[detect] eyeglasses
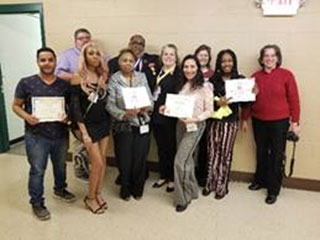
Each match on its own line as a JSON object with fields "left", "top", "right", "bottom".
{"left": 76, "top": 36, "right": 91, "bottom": 41}
{"left": 130, "top": 41, "right": 145, "bottom": 46}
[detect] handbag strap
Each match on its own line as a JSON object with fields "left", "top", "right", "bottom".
{"left": 83, "top": 86, "right": 100, "bottom": 119}
{"left": 283, "top": 141, "right": 296, "bottom": 178}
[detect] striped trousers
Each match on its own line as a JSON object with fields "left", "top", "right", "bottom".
{"left": 205, "top": 121, "right": 238, "bottom": 197}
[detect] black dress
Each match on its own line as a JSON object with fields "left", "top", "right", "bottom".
{"left": 70, "top": 84, "right": 110, "bottom": 142}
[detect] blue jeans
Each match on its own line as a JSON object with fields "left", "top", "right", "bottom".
{"left": 25, "top": 132, "right": 68, "bottom": 205}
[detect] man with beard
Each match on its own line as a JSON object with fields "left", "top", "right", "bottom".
{"left": 13, "top": 47, "right": 75, "bottom": 221}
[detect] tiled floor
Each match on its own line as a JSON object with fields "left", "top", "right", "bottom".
{"left": 0, "top": 153, "right": 319, "bottom": 240}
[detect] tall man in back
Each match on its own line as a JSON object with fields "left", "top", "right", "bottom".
{"left": 108, "top": 34, "right": 160, "bottom": 92}
{"left": 55, "top": 28, "right": 91, "bottom": 81}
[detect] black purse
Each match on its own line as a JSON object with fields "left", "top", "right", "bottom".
{"left": 282, "top": 131, "right": 299, "bottom": 178}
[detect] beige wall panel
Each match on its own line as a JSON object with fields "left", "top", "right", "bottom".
{"left": 1, "top": 0, "right": 319, "bottom": 180}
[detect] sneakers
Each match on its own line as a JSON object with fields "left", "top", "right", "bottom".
{"left": 54, "top": 189, "right": 76, "bottom": 203}
{"left": 32, "top": 204, "right": 51, "bottom": 221}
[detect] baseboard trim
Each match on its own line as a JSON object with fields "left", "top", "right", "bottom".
{"left": 105, "top": 157, "right": 320, "bottom": 192}
{"left": 9, "top": 136, "right": 24, "bottom": 145}
{"left": 229, "top": 171, "right": 320, "bottom": 192}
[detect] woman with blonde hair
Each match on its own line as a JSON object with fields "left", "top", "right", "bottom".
{"left": 70, "top": 41, "right": 110, "bottom": 214}
{"left": 152, "top": 44, "right": 180, "bottom": 192}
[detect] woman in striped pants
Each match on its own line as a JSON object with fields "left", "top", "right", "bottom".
{"left": 203, "top": 49, "right": 247, "bottom": 199}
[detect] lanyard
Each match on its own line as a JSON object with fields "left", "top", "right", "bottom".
{"left": 156, "top": 66, "right": 175, "bottom": 85}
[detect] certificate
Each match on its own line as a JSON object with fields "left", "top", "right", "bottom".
{"left": 164, "top": 94, "right": 195, "bottom": 118}
{"left": 225, "top": 78, "right": 256, "bottom": 103}
{"left": 32, "top": 97, "right": 65, "bottom": 122}
{"left": 122, "top": 86, "right": 151, "bottom": 109}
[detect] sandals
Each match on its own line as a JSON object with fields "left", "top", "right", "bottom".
{"left": 96, "top": 193, "right": 108, "bottom": 210}
{"left": 84, "top": 196, "right": 105, "bottom": 214}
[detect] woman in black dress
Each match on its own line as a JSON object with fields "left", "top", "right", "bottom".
{"left": 70, "top": 42, "right": 110, "bottom": 214}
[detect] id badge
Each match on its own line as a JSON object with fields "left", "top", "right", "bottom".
{"left": 186, "top": 123, "right": 198, "bottom": 132}
{"left": 153, "top": 87, "right": 161, "bottom": 101}
{"left": 140, "top": 124, "right": 149, "bottom": 134}
{"left": 88, "top": 92, "right": 98, "bottom": 103}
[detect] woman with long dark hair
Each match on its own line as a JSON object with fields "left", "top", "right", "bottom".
{"left": 203, "top": 49, "right": 245, "bottom": 200}
{"left": 160, "top": 55, "right": 213, "bottom": 212}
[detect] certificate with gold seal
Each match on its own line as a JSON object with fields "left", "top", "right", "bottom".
{"left": 32, "top": 97, "right": 65, "bottom": 122}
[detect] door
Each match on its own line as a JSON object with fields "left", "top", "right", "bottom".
{"left": 0, "top": 63, "right": 9, "bottom": 152}
{"left": 0, "top": 4, "right": 45, "bottom": 149}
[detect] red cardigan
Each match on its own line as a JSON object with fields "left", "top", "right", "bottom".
{"left": 242, "top": 67, "right": 300, "bottom": 123}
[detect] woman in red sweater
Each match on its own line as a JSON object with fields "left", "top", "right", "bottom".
{"left": 242, "top": 44, "right": 300, "bottom": 204}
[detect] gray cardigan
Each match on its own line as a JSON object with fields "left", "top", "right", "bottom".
{"left": 106, "top": 71, "right": 154, "bottom": 127}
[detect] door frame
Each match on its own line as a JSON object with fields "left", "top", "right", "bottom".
{"left": 0, "top": 3, "right": 46, "bottom": 151}
{"left": 0, "top": 63, "right": 9, "bottom": 152}
{"left": 0, "top": 3, "right": 46, "bottom": 46}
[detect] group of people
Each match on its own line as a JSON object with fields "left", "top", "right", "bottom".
{"left": 12, "top": 28, "right": 300, "bottom": 220}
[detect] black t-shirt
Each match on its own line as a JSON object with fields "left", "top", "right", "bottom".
{"left": 14, "top": 74, "right": 69, "bottom": 139}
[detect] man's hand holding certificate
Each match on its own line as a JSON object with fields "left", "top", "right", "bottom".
{"left": 122, "top": 86, "right": 151, "bottom": 109}
{"left": 32, "top": 97, "right": 66, "bottom": 122}
{"left": 225, "top": 78, "right": 256, "bottom": 103}
{"left": 164, "top": 94, "right": 195, "bottom": 119}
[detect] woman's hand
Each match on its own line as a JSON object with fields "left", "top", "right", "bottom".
{"left": 241, "top": 120, "right": 249, "bottom": 132}
{"left": 158, "top": 105, "right": 166, "bottom": 115}
{"left": 82, "top": 134, "right": 93, "bottom": 150}
{"left": 140, "top": 106, "right": 152, "bottom": 115}
{"left": 217, "top": 97, "right": 232, "bottom": 107}
{"left": 252, "top": 83, "right": 259, "bottom": 95}
{"left": 180, "top": 117, "right": 198, "bottom": 124}
{"left": 125, "top": 108, "right": 140, "bottom": 118}
{"left": 290, "top": 122, "right": 300, "bottom": 136}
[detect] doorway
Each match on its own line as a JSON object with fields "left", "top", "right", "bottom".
{"left": 0, "top": 3, "right": 45, "bottom": 153}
